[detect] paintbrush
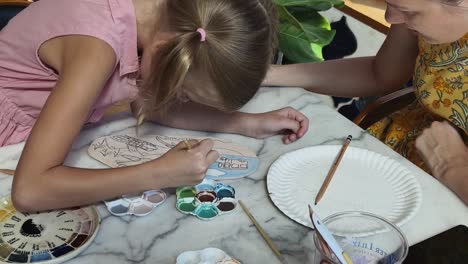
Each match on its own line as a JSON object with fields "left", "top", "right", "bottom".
{"left": 314, "top": 135, "right": 352, "bottom": 205}
{"left": 239, "top": 200, "right": 288, "bottom": 264}
{"left": 0, "top": 169, "right": 15, "bottom": 176}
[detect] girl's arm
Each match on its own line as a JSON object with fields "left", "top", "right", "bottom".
{"left": 12, "top": 36, "right": 217, "bottom": 212}
{"left": 263, "top": 24, "right": 419, "bottom": 97}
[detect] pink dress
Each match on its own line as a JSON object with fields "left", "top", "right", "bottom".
{"left": 0, "top": 0, "right": 139, "bottom": 146}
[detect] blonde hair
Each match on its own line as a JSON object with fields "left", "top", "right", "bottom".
{"left": 138, "top": 0, "right": 278, "bottom": 120}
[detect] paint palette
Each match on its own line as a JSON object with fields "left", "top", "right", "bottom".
{"left": 0, "top": 196, "right": 99, "bottom": 264}
{"left": 176, "top": 248, "right": 241, "bottom": 264}
{"left": 176, "top": 181, "right": 237, "bottom": 220}
{"left": 104, "top": 190, "right": 167, "bottom": 217}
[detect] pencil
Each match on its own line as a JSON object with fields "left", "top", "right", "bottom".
{"left": 239, "top": 200, "right": 288, "bottom": 264}
{"left": 314, "top": 135, "right": 352, "bottom": 205}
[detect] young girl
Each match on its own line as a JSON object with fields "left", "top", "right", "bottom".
{"left": 0, "top": 0, "right": 309, "bottom": 211}
{"left": 264, "top": 0, "right": 468, "bottom": 203}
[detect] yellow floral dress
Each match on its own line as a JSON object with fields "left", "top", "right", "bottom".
{"left": 367, "top": 34, "right": 468, "bottom": 172}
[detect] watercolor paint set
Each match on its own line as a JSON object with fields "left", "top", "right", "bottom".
{"left": 104, "top": 190, "right": 167, "bottom": 217}
{"left": 0, "top": 196, "right": 99, "bottom": 264}
{"left": 176, "top": 180, "right": 237, "bottom": 220}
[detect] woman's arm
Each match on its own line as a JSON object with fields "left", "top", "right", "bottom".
{"left": 263, "top": 24, "right": 419, "bottom": 97}
{"left": 12, "top": 36, "right": 217, "bottom": 212}
{"left": 415, "top": 121, "right": 468, "bottom": 205}
{"left": 132, "top": 101, "right": 309, "bottom": 144}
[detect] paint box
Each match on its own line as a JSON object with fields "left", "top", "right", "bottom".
{"left": 176, "top": 181, "right": 237, "bottom": 220}
{"left": 104, "top": 189, "right": 167, "bottom": 217}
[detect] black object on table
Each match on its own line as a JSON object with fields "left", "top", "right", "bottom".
{"left": 404, "top": 225, "right": 468, "bottom": 264}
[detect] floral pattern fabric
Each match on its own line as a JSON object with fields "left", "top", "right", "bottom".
{"left": 368, "top": 34, "right": 468, "bottom": 172}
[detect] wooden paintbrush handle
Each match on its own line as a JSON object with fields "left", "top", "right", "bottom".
{"left": 0, "top": 169, "right": 15, "bottom": 176}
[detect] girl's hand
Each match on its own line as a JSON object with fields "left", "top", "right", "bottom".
{"left": 154, "top": 139, "right": 219, "bottom": 188}
{"left": 415, "top": 121, "right": 468, "bottom": 180}
{"left": 243, "top": 107, "right": 309, "bottom": 144}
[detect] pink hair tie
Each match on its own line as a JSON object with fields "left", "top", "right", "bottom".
{"left": 196, "top": 28, "right": 206, "bottom": 42}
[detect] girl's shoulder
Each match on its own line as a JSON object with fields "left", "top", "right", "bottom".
{"left": 2, "top": 0, "right": 137, "bottom": 63}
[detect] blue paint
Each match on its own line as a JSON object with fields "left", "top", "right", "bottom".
{"left": 31, "top": 251, "right": 52, "bottom": 262}
{"left": 8, "top": 253, "right": 28, "bottom": 263}
{"left": 51, "top": 244, "right": 74, "bottom": 258}
{"left": 195, "top": 180, "right": 215, "bottom": 192}
{"left": 214, "top": 184, "right": 235, "bottom": 199}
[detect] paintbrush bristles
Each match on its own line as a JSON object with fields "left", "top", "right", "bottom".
{"left": 314, "top": 135, "right": 352, "bottom": 205}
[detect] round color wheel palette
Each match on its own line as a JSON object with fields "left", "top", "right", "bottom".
{"left": 0, "top": 196, "right": 100, "bottom": 264}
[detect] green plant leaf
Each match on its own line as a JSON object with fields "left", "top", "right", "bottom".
{"left": 274, "top": 0, "right": 342, "bottom": 62}
{"left": 279, "top": 23, "right": 324, "bottom": 62}
{"left": 287, "top": 7, "right": 334, "bottom": 45}
{"left": 274, "top": 0, "right": 343, "bottom": 10}
{"left": 277, "top": 5, "right": 301, "bottom": 27}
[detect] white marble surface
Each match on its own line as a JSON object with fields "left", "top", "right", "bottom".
{"left": 0, "top": 88, "right": 467, "bottom": 264}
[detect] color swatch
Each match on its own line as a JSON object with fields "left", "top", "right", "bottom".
{"left": 0, "top": 196, "right": 100, "bottom": 263}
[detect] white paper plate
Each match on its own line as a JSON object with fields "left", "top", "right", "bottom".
{"left": 267, "top": 146, "right": 422, "bottom": 229}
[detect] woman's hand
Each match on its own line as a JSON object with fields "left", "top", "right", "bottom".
{"left": 415, "top": 121, "right": 468, "bottom": 179}
{"left": 153, "top": 139, "right": 219, "bottom": 188}
{"left": 241, "top": 107, "right": 309, "bottom": 144}
{"left": 415, "top": 121, "right": 468, "bottom": 204}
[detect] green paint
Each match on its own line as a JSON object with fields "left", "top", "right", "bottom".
{"left": 176, "top": 198, "right": 197, "bottom": 213}
{"left": 194, "top": 204, "right": 218, "bottom": 219}
{"left": 176, "top": 187, "right": 196, "bottom": 199}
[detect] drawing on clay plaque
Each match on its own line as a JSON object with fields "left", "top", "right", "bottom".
{"left": 88, "top": 134, "right": 259, "bottom": 179}
{"left": 217, "top": 156, "right": 248, "bottom": 170}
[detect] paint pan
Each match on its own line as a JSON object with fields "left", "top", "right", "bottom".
{"left": 176, "top": 197, "right": 198, "bottom": 213}
{"left": 196, "top": 191, "right": 217, "bottom": 203}
{"left": 214, "top": 184, "right": 235, "bottom": 199}
{"left": 143, "top": 190, "right": 167, "bottom": 205}
{"left": 193, "top": 203, "right": 219, "bottom": 220}
{"left": 176, "top": 187, "right": 197, "bottom": 199}
{"left": 130, "top": 199, "right": 154, "bottom": 217}
{"left": 105, "top": 199, "right": 131, "bottom": 216}
{"left": 195, "top": 180, "right": 216, "bottom": 192}
{"left": 215, "top": 198, "right": 238, "bottom": 212}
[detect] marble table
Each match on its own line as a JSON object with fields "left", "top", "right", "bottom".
{"left": 1, "top": 88, "right": 467, "bottom": 264}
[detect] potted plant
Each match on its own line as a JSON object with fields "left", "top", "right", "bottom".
{"left": 274, "top": 0, "right": 344, "bottom": 64}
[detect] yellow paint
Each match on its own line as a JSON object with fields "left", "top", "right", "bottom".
{"left": 0, "top": 209, "right": 7, "bottom": 221}
{"left": 343, "top": 252, "right": 353, "bottom": 264}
